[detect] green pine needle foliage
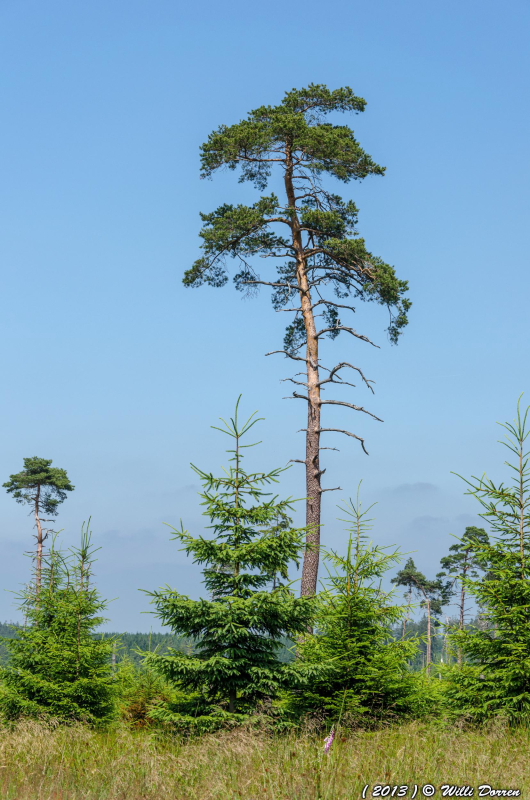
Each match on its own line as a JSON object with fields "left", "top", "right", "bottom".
{"left": 0, "top": 526, "right": 116, "bottom": 725}
{"left": 3, "top": 456, "right": 74, "bottom": 517}
{"left": 116, "top": 657, "right": 178, "bottom": 729}
{"left": 287, "top": 488, "right": 433, "bottom": 727}
{"left": 145, "top": 399, "right": 321, "bottom": 731}
{"left": 184, "top": 84, "right": 410, "bottom": 345}
{"left": 445, "top": 401, "right": 530, "bottom": 724}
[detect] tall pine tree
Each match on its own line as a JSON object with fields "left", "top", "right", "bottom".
{"left": 438, "top": 526, "right": 489, "bottom": 664}
{"left": 392, "top": 558, "right": 449, "bottom": 673}
{"left": 184, "top": 85, "right": 411, "bottom": 596}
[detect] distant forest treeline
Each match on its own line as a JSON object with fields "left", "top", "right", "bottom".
{"left": 0, "top": 624, "right": 296, "bottom": 666}
{"left": 0, "top": 619, "right": 476, "bottom": 670}
{"left": 0, "top": 624, "right": 191, "bottom": 666}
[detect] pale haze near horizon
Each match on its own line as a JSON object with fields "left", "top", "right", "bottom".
{"left": 0, "top": 0, "right": 528, "bottom": 630}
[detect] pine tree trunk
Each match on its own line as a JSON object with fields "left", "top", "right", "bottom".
{"left": 284, "top": 147, "right": 322, "bottom": 598}
{"left": 34, "top": 485, "right": 43, "bottom": 592}
{"left": 457, "top": 551, "right": 470, "bottom": 666}
{"left": 458, "top": 573, "right": 466, "bottom": 666}
{"left": 426, "top": 599, "right": 432, "bottom": 675}
{"left": 403, "top": 588, "right": 412, "bottom": 638}
{"left": 301, "top": 352, "right": 322, "bottom": 597}
{"left": 229, "top": 688, "right": 236, "bottom": 714}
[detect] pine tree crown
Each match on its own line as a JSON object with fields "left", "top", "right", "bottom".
{"left": 3, "top": 456, "right": 74, "bottom": 516}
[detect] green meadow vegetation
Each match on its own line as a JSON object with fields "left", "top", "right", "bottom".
{"left": 1, "top": 399, "right": 530, "bottom": 797}
{"left": 2, "top": 85, "right": 529, "bottom": 796}
{"left": 0, "top": 721, "right": 528, "bottom": 800}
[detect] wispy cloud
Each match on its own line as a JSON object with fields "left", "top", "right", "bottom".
{"left": 384, "top": 482, "right": 440, "bottom": 496}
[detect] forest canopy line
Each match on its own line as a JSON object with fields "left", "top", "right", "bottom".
{"left": 184, "top": 84, "right": 411, "bottom": 597}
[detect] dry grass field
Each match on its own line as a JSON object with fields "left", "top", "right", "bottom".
{"left": 0, "top": 720, "right": 527, "bottom": 800}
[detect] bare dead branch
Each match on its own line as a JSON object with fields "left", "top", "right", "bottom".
{"left": 313, "top": 299, "right": 356, "bottom": 314}
{"left": 259, "top": 252, "right": 295, "bottom": 259}
{"left": 316, "top": 326, "right": 380, "bottom": 348}
{"left": 265, "top": 350, "right": 308, "bottom": 363}
{"left": 281, "top": 377, "right": 308, "bottom": 387}
{"left": 294, "top": 192, "right": 322, "bottom": 202}
{"left": 318, "top": 362, "right": 375, "bottom": 393}
{"left": 318, "top": 362, "right": 358, "bottom": 386}
{"left": 261, "top": 216, "right": 293, "bottom": 226}
{"left": 245, "top": 280, "right": 299, "bottom": 290}
{"left": 322, "top": 379, "right": 358, "bottom": 390}
{"left": 319, "top": 427, "right": 370, "bottom": 455}
{"left": 320, "top": 399, "right": 383, "bottom": 422}
{"left": 284, "top": 392, "right": 310, "bottom": 402}
{"left": 321, "top": 486, "right": 342, "bottom": 493}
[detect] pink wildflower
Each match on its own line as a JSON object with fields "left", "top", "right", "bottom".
{"left": 323, "top": 728, "right": 335, "bottom": 754}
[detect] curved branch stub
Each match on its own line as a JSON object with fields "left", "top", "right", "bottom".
{"left": 316, "top": 326, "right": 380, "bottom": 348}
{"left": 320, "top": 399, "right": 383, "bottom": 422}
{"left": 284, "top": 393, "right": 310, "bottom": 402}
{"left": 318, "top": 362, "right": 375, "bottom": 393}
{"left": 319, "top": 427, "right": 370, "bottom": 455}
{"left": 265, "top": 350, "right": 308, "bottom": 364}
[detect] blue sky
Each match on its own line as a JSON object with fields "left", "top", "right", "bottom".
{"left": 0, "top": 0, "right": 528, "bottom": 630}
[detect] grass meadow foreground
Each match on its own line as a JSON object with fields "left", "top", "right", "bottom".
{"left": 0, "top": 722, "right": 528, "bottom": 800}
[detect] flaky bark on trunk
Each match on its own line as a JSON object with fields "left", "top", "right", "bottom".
{"left": 284, "top": 146, "right": 322, "bottom": 598}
